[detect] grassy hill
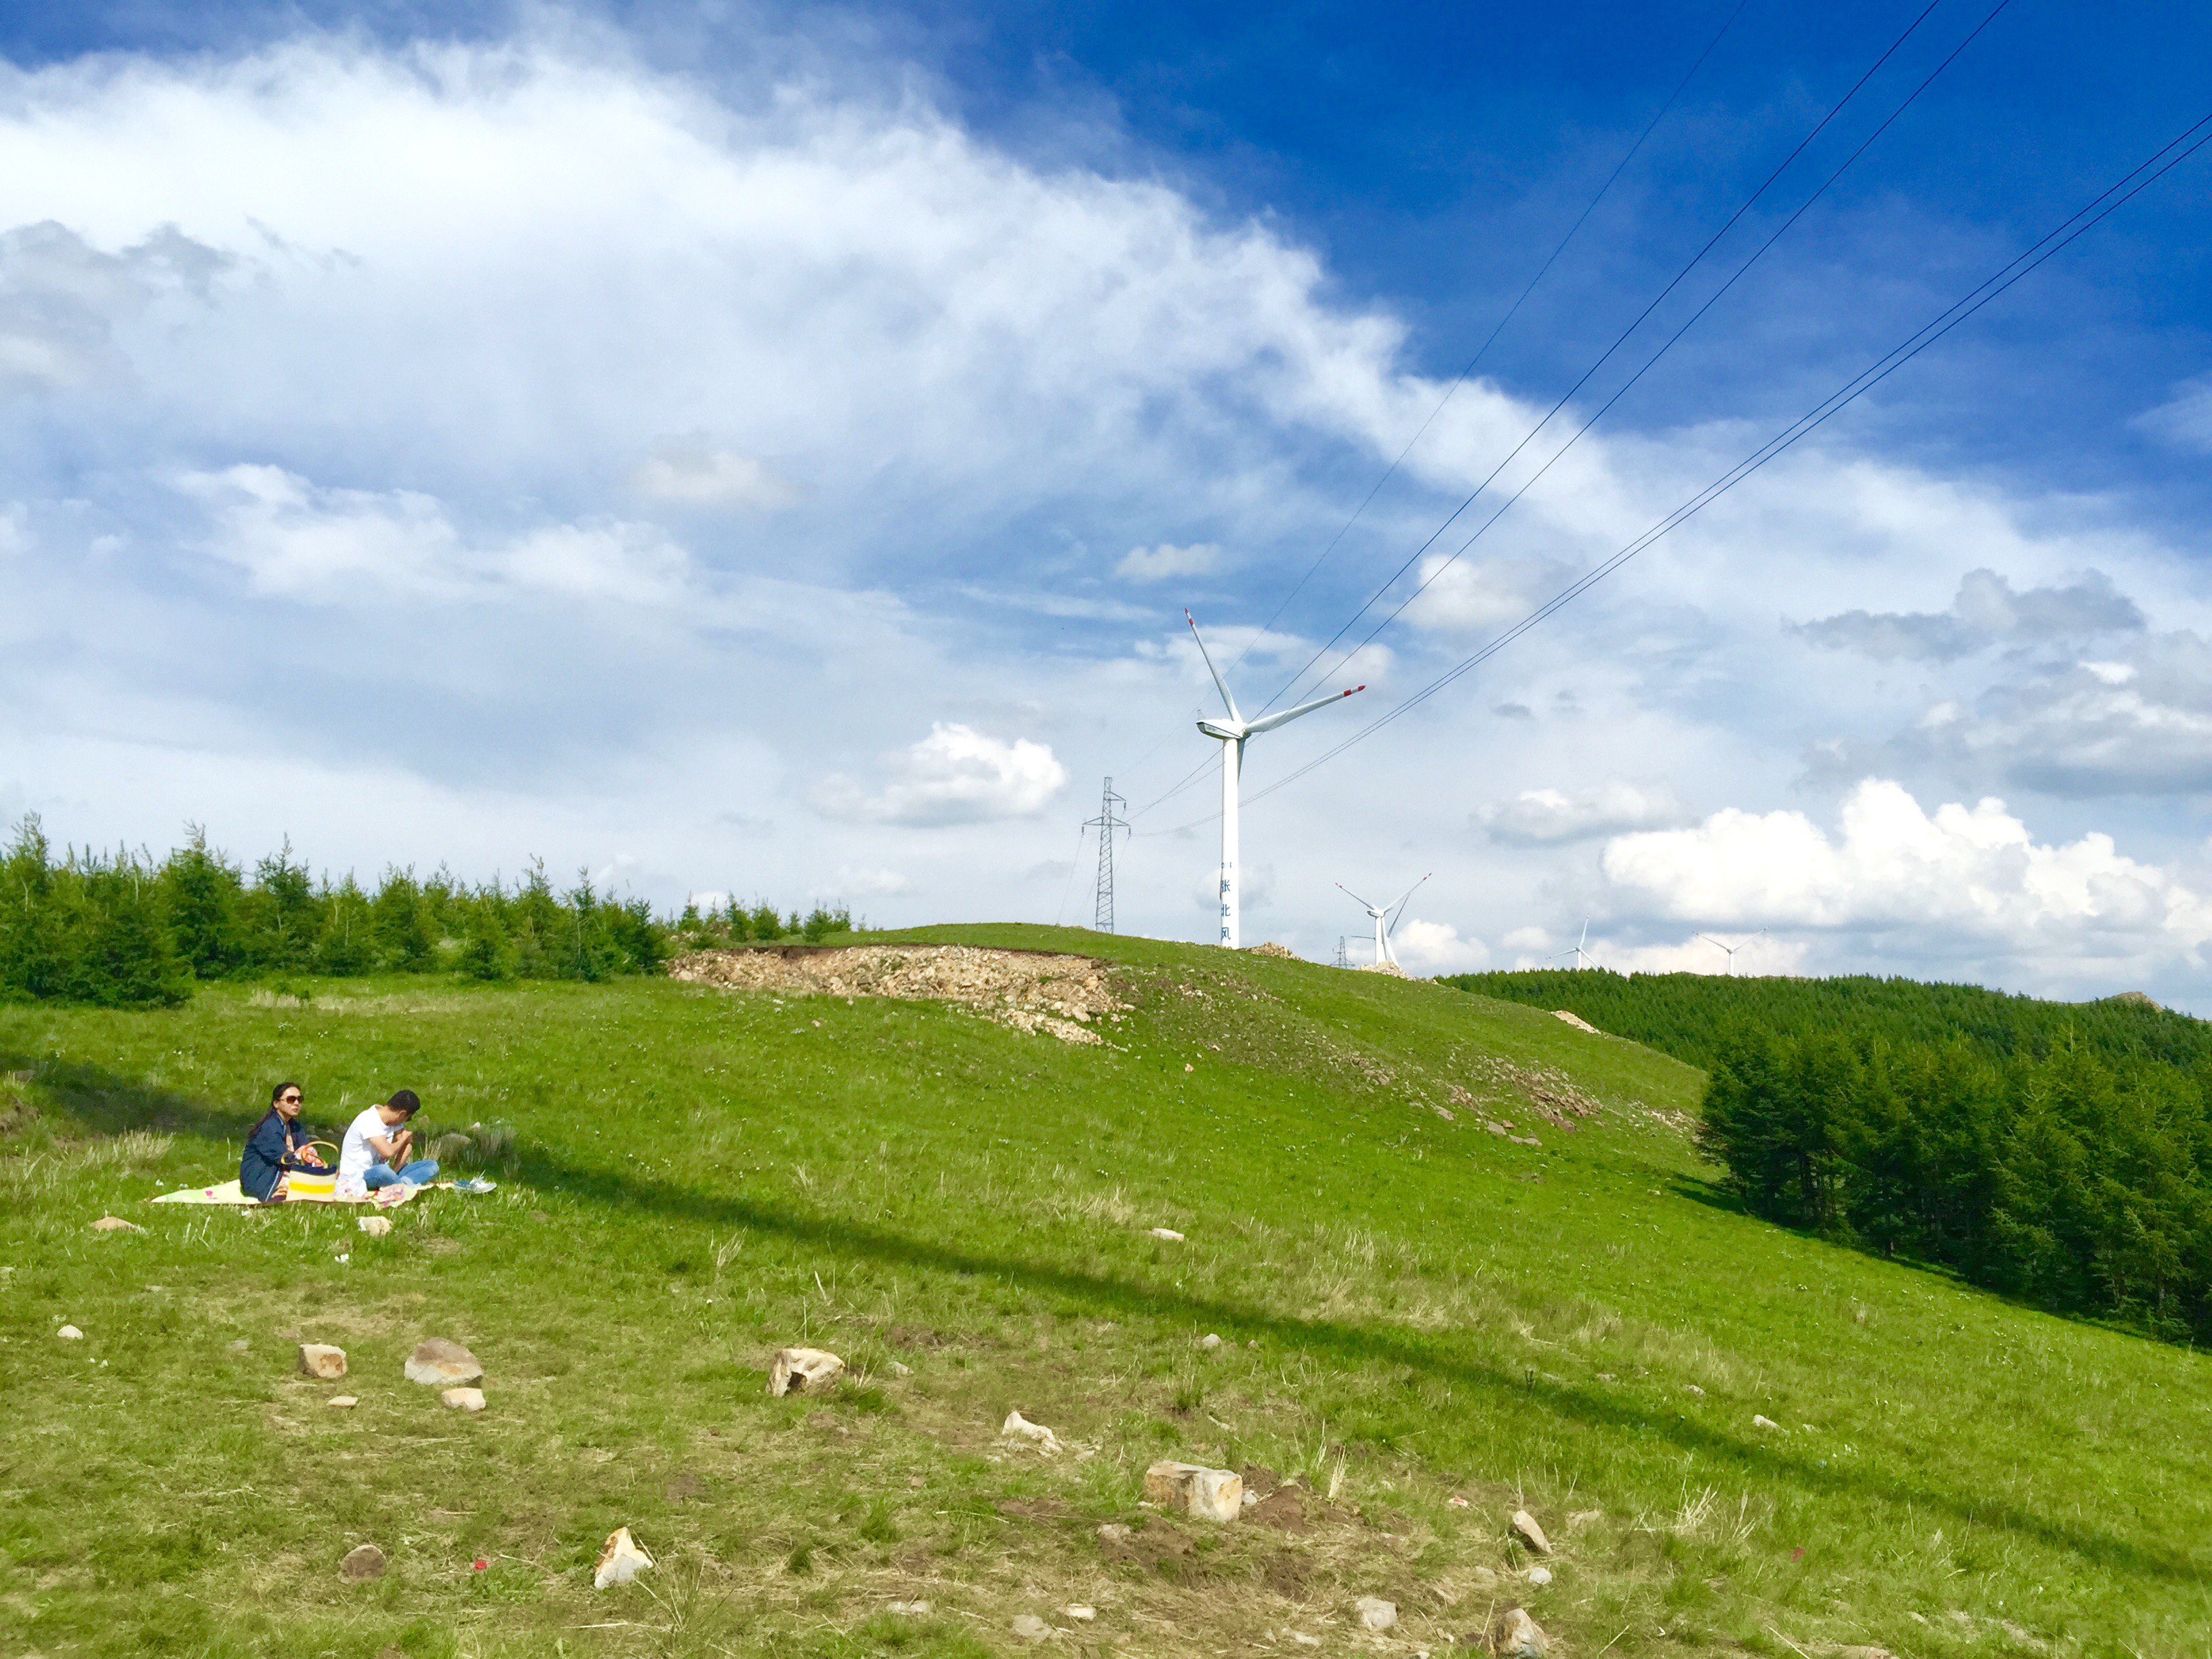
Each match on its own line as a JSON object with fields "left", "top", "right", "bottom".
{"left": 1438, "top": 968, "right": 2212, "bottom": 1073}
{"left": 3, "top": 925, "right": 2207, "bottom": 1659}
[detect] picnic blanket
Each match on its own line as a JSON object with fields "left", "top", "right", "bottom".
{"left": 152, "top": 1180, "right": 417, "bottom": 1208}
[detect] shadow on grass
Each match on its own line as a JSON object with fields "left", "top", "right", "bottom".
{"left": 14, "top": 1051, "right": 2205, "bottom": 1585}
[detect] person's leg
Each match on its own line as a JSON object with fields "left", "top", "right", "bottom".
{"left": 397, "top": 1158, "right": 439, "bottom": 1185}
{"left": 362, "top": 1161, "right": 401, "bottom": 1190}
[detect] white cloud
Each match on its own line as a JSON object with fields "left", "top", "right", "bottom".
{"left": 2134, "top": 375, "right": 2212, "bottom": 454}
{"left": 182, "top": 464, "right": 689, "bottom": 603}
{"left": 1583, "top": 934, "right": 1809, "bottom": 977}
{"left": 831, "top": 865, "right": 911, "bottom": 896}
{"left": 1601, "top": 779, "right": 2212, "bottom": 960}
{"left": 630, "top": 441, "right": 801, "bottom": 510}
{"left": 1391, "top": 917, "right": 1488, "bottom": 974}
{"left": 812, "top": 722, "right": 1067, "bottom": 826}
{"left": 1479, "top": 779, "right": 1684, "bottom": 845}
{"left": 1796, "top": 568, "right": 2144, "bottom": 663}
{"left": 1117, "top": 542, "right": 1221, "bottom": 583}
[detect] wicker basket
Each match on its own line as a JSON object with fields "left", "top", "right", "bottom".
{"left": 285, "top": 1141, "right": 340, "bottom": 1200}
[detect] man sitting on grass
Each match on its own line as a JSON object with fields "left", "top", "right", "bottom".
{"left": 336, "top": 1088, "right": 439, "bottom": 1196}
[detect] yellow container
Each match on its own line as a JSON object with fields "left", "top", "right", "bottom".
{"left": 285, "top": 1142, "right": 340, "bottom": 1200}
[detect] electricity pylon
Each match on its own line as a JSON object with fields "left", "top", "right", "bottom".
{"left": 1084, "top": 777, "right": 1130, "bottom": 933}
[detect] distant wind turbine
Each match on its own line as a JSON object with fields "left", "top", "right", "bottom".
{"left": 1696, "top": 930, "right": 1765, "bottom": 976}
{"left": 1187, "top": 613, "right": 1364, "bottom": 949}
{"left": 1552, "top": 920, "right": 1597, "bottom": 970}
{"left": 1337, "top": 875, "right": 1430, "bottom": 968}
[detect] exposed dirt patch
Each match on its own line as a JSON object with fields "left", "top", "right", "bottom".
{"left": 670, "top": 945, "right": 1128, "bottom": 1044}
{"left": 995, "top": 1496, "right": 1073, "bottom": 1523}
{"left": 1248, "top": 1488, "right": 1310, "bottom": 1533}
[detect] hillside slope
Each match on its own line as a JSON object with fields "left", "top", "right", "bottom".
{"left": 3, "top": 925, "right": 2207, "bottom": 1659}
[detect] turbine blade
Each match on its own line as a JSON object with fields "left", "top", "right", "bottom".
{"left": 1242, "top": 683, "right": 1364, "bottom": 735}
{"left": 1382, "top": 874, "right": 1431, "bottom": 935}
{"left": 1185, "top": 611, "right": 1241, "bottom": 723}
{"left": 1336, "top": 882, "right": 1380, "bottom": 912}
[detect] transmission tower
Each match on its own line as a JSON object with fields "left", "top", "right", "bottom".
{"left": 1334, "top": 936, "right": 1350, "bottom": 968}
{"left": 1084, "top": 777, "right": 1130, "bottom": 933}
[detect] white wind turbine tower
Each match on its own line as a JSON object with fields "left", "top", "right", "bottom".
{"left": 1552, "top": 920, "right": 1597, "bottom": 970}
{"left": 1696, "top": 930, "right": 1765, "bottom": 976}
{"left": 1337, "top": 874, "right": 1430, "bottom": 968}
{"left": 1186, "top": 611, "right": 1364, "bottom": 949}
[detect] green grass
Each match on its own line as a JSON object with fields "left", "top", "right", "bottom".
{"left": 3, "top": 923, "right": 2209, "bottom": 1658}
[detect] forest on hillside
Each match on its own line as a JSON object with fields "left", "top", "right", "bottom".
{"left": 1442, "top": 970, "right": 2212, "bottom": 1343}
{"left": 1439, "top": 967, "right": 2212, "bottom": 1071}
{"left": 0, "top": 817, "right": 850, "bottom": 1007}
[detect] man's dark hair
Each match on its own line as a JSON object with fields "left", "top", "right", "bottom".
{"left": 270, "top": 1081, "right": 303, "bottom": 1105}
{"left": 385, "top": 1088, "right": 422, "bottom": 1118}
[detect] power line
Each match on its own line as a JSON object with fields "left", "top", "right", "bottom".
{"left": 1253, "top": 0, "right": 1961, "bottom": 720}
{"left": 1271, "top": 0, "right": 2016, "bottom": 712}
{"left": 1220, "top": 0, "right": 1755, "bottom": 684}
{"left": 1191, "top": 106, "right": 2212, "bottom": 827}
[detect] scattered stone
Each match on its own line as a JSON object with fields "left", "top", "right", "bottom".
{"left": 56, "top": 1325, "right": 84, "bottom": 1341}
{"left": 441, "top": 1387, "right": 486, "bottom": 1412}
{"left": 1526, "top": 1565, "right": 1553, "bottom": 1586}
{"left": 1511, "top": 1509, "right": 1551, "bottom": 1555}
{"left": 327, "top": 1395, "right": 358, "bottom": 1409}
{"left": 1242, "top": 1489, "right": 1260, "bottom": 1507}
{"left": 888, "top": 1359, "right": 913, "bottom": 1377}
{"left": 1447, "top": 1494, "right": 1470, "bottom": 1508}
{"left": 340, "top": 1543, "right": 387, "bottom": 1582}
{"left": 405, "top": 1338, "right": 483, "bottom": 1387}
{"left": 1291, "top": 1635, "right": 1322, "bottom": 1649}
{"left": 90, "top": 1215, "right": 142, "bottom": 1233}
{"left": 298, "top": 1343, "right": 348, "bottom": 1380}
{"left": 1491, "top": 1607, "right": 1548, "bottom": 1659}
{"left": 1148, "top": 1227, "right": 1185, "bottom": 1242}
{"left": 357, "top": 1215, "right": 392, "bottom": 1237}
{"left": 1552, "top": 1010, "right": 1599, "bottom": 1034}
{"left": 767, "top": 1347, "right": 845, "bottom": 1397}
{"left": 1065, "top": 1605, "right": 1097, "bottom": 1622}
{"left": 1568, "top": 1509, "right": 1603, "bottom": 1528}
{"left": 1200, "top": 1332, "right": 1223, "bottom": 1350}
{"left": 228, "top": 1338, "right": 251, "bottom": 1353}
{"left": 1097, "top": 1523, "right": 1132, "bottom": 1544}
{"left": 1001, "top": 1410, "right": 1064, "bottom": 1455}
{"left": 1357, "top": 1597, "right": 1398, "bottom": 1631}
{"left": 1012, "top": 1614, "right": 1050, "bottom": 1641}
{"left": 886, "top": 1600, "right": 932, "bottom": 1616}
{"left": 1684, "top": 1384, "right": 1706, "bottom": 1396}
{"left": 1145, "top": 1460, "right": 1244, "bottom": 1522}
{"left": 593, "top": 1526, "right": 654, "bottom": 1589}
{"left": 1753, "top": 1414, "right": 1781, "bottom": 1431}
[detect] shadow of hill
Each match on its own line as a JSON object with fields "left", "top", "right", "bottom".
{"left": 12, "top": 1048, "right": 2203, "bottom": 1585}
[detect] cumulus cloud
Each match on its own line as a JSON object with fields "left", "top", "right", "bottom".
{"left": 812, "top": 723, "right": 1067, "bottom": 826}
{"left": 1117, "top": 542, "right": 1221, "bottom": 582}
{"left": 1478, "top": 779, "right": 1684, "bottom": 845}
{"left": 180, "top": 465, "right": 691, "bottom": 604}
{"left": 630, "top": 441, "right": 802, "bottom": 511}
{"left": 1584, "top": 934, "right": 1809, "bottom": 977}
{"left": 1795, "top": 568, "right": 2144, "bottom": 662}
{"left": 832, "top": 865, "right": 911, "bottom": 895}
{"left": 1391, "top": 917, "right": 1488, "bottom": 974}
{"left": 1601, "top": 778, "right": 2212, "bottom": 960}
{"left": 0, "top": 221, "right": 226, "bottom": 392}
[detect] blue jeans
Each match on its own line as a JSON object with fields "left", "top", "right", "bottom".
{"left": 365, "top": 1159, "right": 438, "bottom": 1189}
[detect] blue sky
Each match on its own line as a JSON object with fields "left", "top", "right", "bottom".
{"left": 5, "top": 1, "right": 2212, "bottom": 1002}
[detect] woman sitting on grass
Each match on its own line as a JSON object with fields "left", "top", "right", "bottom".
{"left": 336, "top": 1088, "right": 439, "bottom": 1196}
{"left": 240, "top": 1081, "right": 330, "bottom": 1204}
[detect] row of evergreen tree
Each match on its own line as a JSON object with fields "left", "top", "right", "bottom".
{"left": 1701, "top": 1027, "right": 2212, "bottom": 1344}
{"left": 0, "top": 817, "right": 852, "bottom": 1008}
{"left": 1441, "top": 966, "right": 2212, "bottom": 1073}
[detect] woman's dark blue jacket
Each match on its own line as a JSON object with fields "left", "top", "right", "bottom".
{"left": 239, "top": 1109, "right": 319, "bottom": 1202}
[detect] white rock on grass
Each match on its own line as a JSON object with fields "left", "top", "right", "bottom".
{"left": 405, "top": 1338, "right": 483, "bottom": 1386}
{"left": 90, "top": 1215, "right": 143, "bottom": 1233}
{"left": 767, "top": 1347, "right": 845, "bottom": 1397}
{"left": 442, "top": 1387, "right": 486, "bottom": 1412}
{"left": 593, "top": 1527, "right": 654, "bottom": 1589}
{"left": 1001, "top": 1410, "right": 1064, "bottom": 1455}
{"left": 327, "top": 1395, "right": 358, "bottom": 1409}
{"left": 1753, "top": 1414, "right": 1781, "bottom": 1431}
{"left": 1012, "top": 1614, "right": 1050, "bottom": 1641}
{"left": 1096, "top": 1523, "right": 1132, "bottom": 1544}
{"left": 1143, "top": 1460, "right": 1243, "bottom": 1522}
{"left": 356, "top": 1215, "right": 392, "bottom": 1237}
{"left": 1065, "top": 1605, "right": 1096, "bottom": 1622}
{"left": 1492, "top": 1606, "right": 1549, "bottom": 1658}
{"left": 56, "top": 1325, "right": 84, "bottom": 1341}
{"left": 1147, "top": 1227, "right": 1185, "bottom": 1242}
{"left": 1356, "top": 1597, "right": 1398, "bottom": 1631}
{"left": 339, "top": 1543, "right": 387, "bottom": 1582}
{"left": 1526, "top": 1565, "right": 1553, "bottom": 1586}
{"left": 1199, "top": 1333, "right": 1223, "bottom": 1350}
{"left": 886, "top": 1600, "right": 933, "bottom": 1616}
{"left": 298, "top": 1343, "right": 348, "bottom": 1380}
{"left": 1511, "top": 1509, "right": 1551, "bottom": 1554}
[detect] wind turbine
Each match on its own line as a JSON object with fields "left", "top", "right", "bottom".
{"left": 1337, "top": 875, "right": 1430, "bottom": 968}
{"left": 1551, "top": 920, "right": 1597, "bottom": 970}
{"left": 1696, "top": 930, "right": 1765, "bottom": 976}
{"left": 1186, "top": 612, "right": 1364, "bottom": 949}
